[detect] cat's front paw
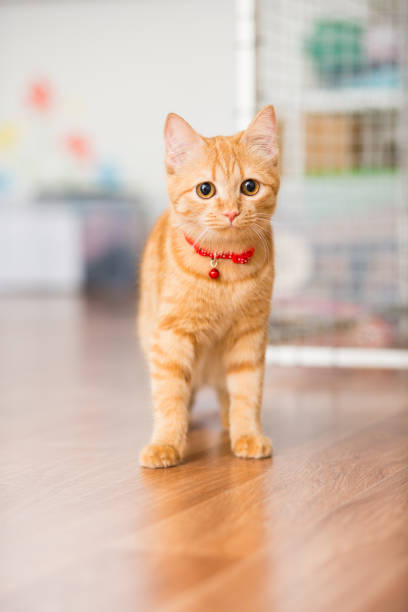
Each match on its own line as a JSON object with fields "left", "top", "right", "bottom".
{"left": 232, "top": 434, "right": 273, "bottom": 459}
{"left": 140, "top": 443, "right": 181, "bottom": 469}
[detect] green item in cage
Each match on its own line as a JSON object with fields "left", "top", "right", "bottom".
{"left": 306, "top": 20, "right": 364, "bottom": 83}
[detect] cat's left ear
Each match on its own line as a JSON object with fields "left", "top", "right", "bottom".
{"left": 242, "top": 105, "right": 278, "bottom": 162}
{"left": 164, "top": 113, "right": 205, "bottom": 172}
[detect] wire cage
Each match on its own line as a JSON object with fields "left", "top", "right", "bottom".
{"left": 256, "top": 0, "right": 408, "bottom": 351}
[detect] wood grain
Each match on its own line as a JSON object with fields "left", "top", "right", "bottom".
{"left": 0, "top": 297, "right": 407, "bottom": 612}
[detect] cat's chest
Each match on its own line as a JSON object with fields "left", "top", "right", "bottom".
{"left": 162, "top": 256, "right": 273, "bottom": 334}
{"left": 203, "top": 259, "right": 271, "bottom": 304}
{"left": 188, "top": 273, "right": 268, "bottom": 326}
{"left": 204, "top": 280, "right": 254, "bottom": 310}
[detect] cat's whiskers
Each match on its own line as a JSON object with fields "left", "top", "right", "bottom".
{"left": 254, "top": 214, "right": 273, "bottom": 223}
{"left": 251, "top": 223, "right": 272, "bottom": 265}
{"left": 250, "top": 225, "right": 267, "bottom": 264}
{"left": 254, "top": 222, "right": 273, "bottom": 261}
{"left": 191, "top": 228, "right": 210, "bottom": 249}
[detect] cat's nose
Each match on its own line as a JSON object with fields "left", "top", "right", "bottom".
{"left": 224, "top": 210, "right": 240, "bottom": 224}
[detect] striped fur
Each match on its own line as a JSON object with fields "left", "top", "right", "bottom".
{"left": 139, "top": 106, "right": 279, "bottom": 468}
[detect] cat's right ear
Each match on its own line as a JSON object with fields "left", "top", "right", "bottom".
{"left": 164, "top": 113, "right": 204, "bottom": 173}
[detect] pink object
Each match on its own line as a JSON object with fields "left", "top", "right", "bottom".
{"left": 64, "top": 133, "right": 93, "bottom": 160}
{"left": 27, "top": 80, "right": 52, "bottom": 111}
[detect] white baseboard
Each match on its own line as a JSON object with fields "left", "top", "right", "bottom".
{"left": 266, "top": 345, "right": 408, "bottom": 369}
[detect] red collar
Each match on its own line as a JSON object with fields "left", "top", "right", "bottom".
{"left": 185, "top": 234, "right": 255, "bottom": 279}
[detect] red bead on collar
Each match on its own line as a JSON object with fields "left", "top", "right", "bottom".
{"left": 185, "top": 235, "right": 255, "bottom": 279}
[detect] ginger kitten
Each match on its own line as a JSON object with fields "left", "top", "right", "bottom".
{"left": 138, "top": 106, "right": 279, "bottom": 468}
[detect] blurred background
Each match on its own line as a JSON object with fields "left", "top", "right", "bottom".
{"left": 0, "top": 0, "right": 407, "bottom": 361}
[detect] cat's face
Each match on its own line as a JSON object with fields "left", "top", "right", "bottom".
{"left": 164, "top": 106, "right": 279, "bottom": 244}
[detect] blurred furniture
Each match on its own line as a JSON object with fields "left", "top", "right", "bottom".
{"left": 0, "top": 196, "right": 145, "bottom": 294}
{"left": 0, "top": 206, "right": 82, "bottom": 292}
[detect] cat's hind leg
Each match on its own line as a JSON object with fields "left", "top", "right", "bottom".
{"left": 216, "top": 386, "right": 230, "bottom": 430}
{"left": 188, "top": 388, "right": 196, "bottom": 414}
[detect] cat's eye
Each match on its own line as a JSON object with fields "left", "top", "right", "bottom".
{"left": 241, "top": 179, "right": 260, "bottom": 196}
{"left": 196, "top": 182, "right": 216, "bottom": 199}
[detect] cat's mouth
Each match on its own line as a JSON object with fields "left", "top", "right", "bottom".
{"left": 206, "top": 223, "right": 245, "bottom": 233}
{"left": 215, "top": 218, "right": 255, "bottom": 231}
{"left": 205, "top": 216, "right": 251, "bottom": 231}
{"left": 194, "top": 214, "right": 265, "bottom": 234}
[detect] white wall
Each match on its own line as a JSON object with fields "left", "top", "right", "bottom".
{"left": 0, "top": 0, "right": 237, "bottom": 219}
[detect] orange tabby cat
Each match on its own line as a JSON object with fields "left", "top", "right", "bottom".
{"left": 138, "top": 105, "right": 279, "bottom": 468}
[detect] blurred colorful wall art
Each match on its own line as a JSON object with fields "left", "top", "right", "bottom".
{"left": 0, "top": 77, "right": 126, "bottom": 202}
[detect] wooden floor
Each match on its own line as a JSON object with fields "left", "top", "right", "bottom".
{"left": 1, "top": 297, "right": 408, "bottom": 612}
